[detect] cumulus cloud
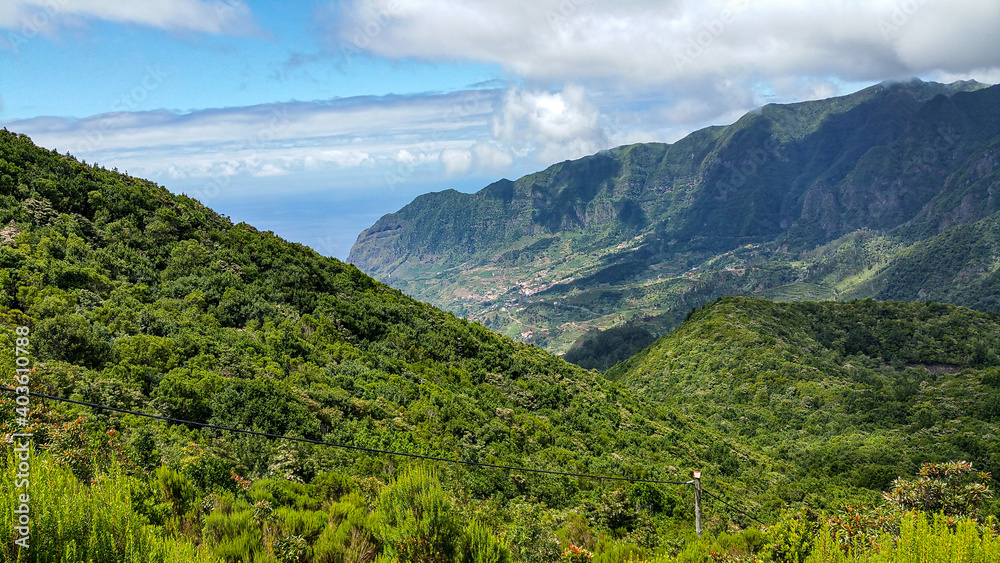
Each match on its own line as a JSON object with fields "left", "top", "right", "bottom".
{"left": 436, "top": 141, "right": 516, "bottom": 177}
{"left": 472, "top": 141, "right": 514, "bottom": 172}
{"left": 395, "top": 149, "right": 417, "bottom": 164}
{"left": 439, "top": 148, "right": 473, "bottom": 176}
{"left": 0, "top": 0, "right": 258, "bottom": 36}
{"left": 492, "top": 85, "right": 607, "bottom": 163}
{"left": 317, "top": 0, "right": 1000, "bottom": 164}
{"left": 332, "top": 0, "right": 1000, "bottom": 96}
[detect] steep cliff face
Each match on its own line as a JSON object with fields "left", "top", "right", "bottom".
{"left": 349, "top": 80, "right": 1000, "bottom": 364}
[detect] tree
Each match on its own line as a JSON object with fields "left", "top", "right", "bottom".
{"left": 209, "top": 377, "right": 321, "bottom": 440}
{"left": 36, "top": 313, "right": 110, "bottom": 368}
{"left": 883, "top": 460, "right": 993, "bottom": 517}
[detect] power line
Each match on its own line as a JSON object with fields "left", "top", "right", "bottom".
{"left": 701, "top": 488, "right": 768, "bottom": 526}
{"left": 1, "top": 386, "right": 693, "bottom": 486}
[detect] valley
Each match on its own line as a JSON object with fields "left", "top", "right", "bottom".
{"left": 2, "top": 82, "right": 1000, "bottom": 561}
{"left": 350, "top": 80, "right": 1000, "bottom": 370}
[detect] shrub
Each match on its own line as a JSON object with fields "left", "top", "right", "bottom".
{"left": 462, "top": 519, "right": 512, "bottom": 563}
{"left": 0, "top": 450, "right": 211, "bottom": 562}
{"left": 372, "top": 466, "right": 464, "bottom": 563}
{"left": 35, "top": 313, "right": 110, "bottom": 368}
{"left": 808, "top": 512, "right": 1000, "bottom": 563}
{"left": 883, "top": 460, "right": 993, "bottom": 517}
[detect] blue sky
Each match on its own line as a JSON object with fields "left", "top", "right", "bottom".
{"left": 2, "top": 0, "right": 999, "bottom": 258}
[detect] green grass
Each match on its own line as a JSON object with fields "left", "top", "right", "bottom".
{"left": 808, "top": 513, "right": 1000, "bottom": 563}
{"left": 0, "top": 450, "right": 215, "bottom": 563}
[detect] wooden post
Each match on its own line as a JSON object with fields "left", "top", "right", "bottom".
{"left": 693, "top": 470, "right": 702, "bottom": 538}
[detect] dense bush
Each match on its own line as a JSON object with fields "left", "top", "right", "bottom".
{"left": 0, "top": 451, "right": 214, "bottom": 563}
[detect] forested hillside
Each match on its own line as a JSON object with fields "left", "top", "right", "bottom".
{"left": 3, "top": 129, "right": 1000, "bottom": 561}
{"left": 0, "top": 129, "right": 769, "bottom": 561}
{"left": 348, "top": 80, "right": 1000, "bottom": 369}
{"left": 612, "top": 297, "right": 1000, "bottom": 505}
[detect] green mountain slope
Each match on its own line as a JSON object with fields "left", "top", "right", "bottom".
{"left": 348, "top": 80, "right": 1000, "bottom": 367}
{"left": 4, "top": 130, "right": 1000, "bottom": 559}
{"left": 0, "top": 129, "right": 739, "bottom": 486}
{"left": 610, "top": 296, "right": 1000, "bottom": 503}
{"left": 0, "top": 130, "right": 795, "bottom": 559}
{"left": 843, "top": 212, "right": 1000, "bottom": 309}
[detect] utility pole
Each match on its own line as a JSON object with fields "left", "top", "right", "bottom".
{"left": 694, "top": 470, "right": 702, "bottom": 538}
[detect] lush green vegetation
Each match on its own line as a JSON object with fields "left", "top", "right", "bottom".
{"left": 612, "top": 296, "right": 1000, "bottom": 508}
{"left": 807, "top": 513, "right": 1000, "bottom": 563}
{"left": 348, "top": 81, "right": 1000, "bottom": 370}
{"left": 849, "top": 213, "right": 1000, "bottom": 312}
{"left": 0, "top": 450, "right": 216, "bottom": 562}
{"left": 563, "top": 325, "right": 657, "bottom": 371}
{"left": 5, "top": 450, "right": 997, "bottom": 562}
{"left": 4, "top": 128, "right": 1000, "bottom": 561}
{"left": 0, "top": 129, "right": 762, "bottom": 561}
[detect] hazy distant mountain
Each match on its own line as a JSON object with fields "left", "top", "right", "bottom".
{"left": 349, "top": 80, "right": 1000, "bottom": 369}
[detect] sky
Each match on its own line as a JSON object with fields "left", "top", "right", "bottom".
{"left": 2, "top": 0, "right": 999, "bottom": 259}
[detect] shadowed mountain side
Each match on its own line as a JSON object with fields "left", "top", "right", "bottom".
{"left": 610, "top": 296, "right": 1000, "bottom": 493}
{"left": 349, "top": 80, "right": 1000, "bottom": 368}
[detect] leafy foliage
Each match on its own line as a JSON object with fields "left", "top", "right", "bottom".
{"left": 883, "top": 461, "right": 993, "bottom": 517}
{"left": 373, "top": 467, "right": 464, "bottom": 562}
{"left": 808, "top": 512, "right": 1000, "bottom": 563}
{"left": 0, "top": 451, "right": 215, "bottom": 562}
{"left": 5, "top": 126, "right": 1000, "bottom": 560}
{"left": 614, "top": 297, "right": 1000, "bottom": 508}
{"left": 0, "top": 129, "right": 742, "bottom": 561}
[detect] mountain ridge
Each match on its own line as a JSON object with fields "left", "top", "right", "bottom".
{"left": 0, "top": 127, "right": 755, "bottom": 494}
{"left": 349, "top": 80, "right": 1000, "bottom": 365}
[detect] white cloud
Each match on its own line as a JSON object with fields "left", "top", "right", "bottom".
{"left": 439, "top": 148, "right": 473, "bottom": 176}
{"left": 253, "top": 163, "right": 288, "bottom": 177}
{"left": 892, "top": 0, "right": 1000, "bottom": 72}
{"left": 319, "top": 0, "right": 999, "bottom": 164}
{"left": 332, "top": 0, "right": 1000, "bottom": 97}
{"left": 932, "top": 67, "right": 1000, "bottom": 86}
{"left": 492, "top": 85, "right": 606, "bottom": 163}
{"left": 472, "top": 141, "right": 514, "bottom": 172}
{"left": 4, "top": 84, "right": 651, "bottom": 186}
{"left": 0, "top": 0, "right": 257, "bottom": 35}
{"left": 1, "top": 91, "right": 501, "bottom": 189}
